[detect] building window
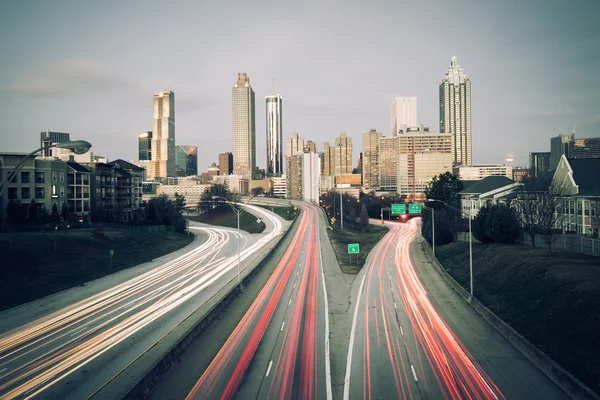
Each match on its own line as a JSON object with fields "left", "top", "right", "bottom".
{"left": 21, "top": 171, "right": 30, "bottom": 183}
{"left": 96, "top": 176, "right": 101, "bottom": 184}
{"left": 36, "top": 187, "right": 44, "bottom": 198}
{"left": 36, "top": 172, "right": 45, "bottom": 183}
{"left": 52, "top": 171, "right": 57, "bottom": 183}
{"left": 60, "top": 186, "right": 65, "bottom": 198}
{"left": 60, "top": 172, "right": 65, "bottom": 182}
{"left": 7, "top": 187, "right": 17, "bottom": 200}
{"left": 21, "top": 187, "right": 30, "bottom": 199}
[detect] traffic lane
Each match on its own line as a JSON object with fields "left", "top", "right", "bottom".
{"left": 409, "top": 234, "right": 569, "bottom": 399}
{"left": 0, "top": 225, "right": 269, "bottom": 399}
{"left": 185, "top": 206, "right": 312, "bottom": 400}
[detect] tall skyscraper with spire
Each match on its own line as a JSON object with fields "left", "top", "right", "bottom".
{"left": 151, "top": 90, "right": 175, "bottom": 179}
{"left": 232, "top": 73, "right": 256, "bottom": 178}
{"left": 266, "top": 94, "right": 283, "bottom": 176}
{"left": 440, "top": 56, "right": 472, "bottom": 166}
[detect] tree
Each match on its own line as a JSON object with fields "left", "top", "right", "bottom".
{"left": 61, "top": 202, "right": 69, "bottom": 222}
{"left": 6, "top": 201, "right": 26, "bottom": 226}
{"left": 488, "top": 203, "right": 519, "bottom": 243}
{"left": 359, "top": 204, "right": 369, "bottom": 232}
{"left": 424, "top": 172, "right": 464, "bottom": 207}
{"left": 199, "top": 183, "right": 231, "bottom": 213}
{"left": 421, "top": 208, "right": 455, "bottom": 246}
{"left": 348, "top": 207, "right": 357, "bottom": 229}
{"left": 472, "top": 203, "right": 493, "bottom": 243}
{"left": 28, "top": 202, "right": 38, "bottom": 225}
{"left": 173, "top": 192, "right": 186, "bottom": 214}
{"left": 51, "top": 203, "right": 60, "bottom": 224}
{"left": 251, "top": 186, "right": 264, "bottom": 197}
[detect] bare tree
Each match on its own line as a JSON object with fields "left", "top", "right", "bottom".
{"left": 513, "top": 183, "right": 567, "bottom": 256}
{"left": 591, "top": 200, "right": 600, "bottom": 238}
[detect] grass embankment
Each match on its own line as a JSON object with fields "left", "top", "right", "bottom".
{"left": 256, "top": 205, "right": 297, "bottom": 221}
{"left": 190, "top": 206, "right": 266, "bottom": 233}
{"left": 326, "top": 223, "right": 388, "bottom": 274}
{"left": 0, "top": 230, "right": 194, "bottom": 311}
{"left": 436, "top": 242, "right": 600, "bottom": 395}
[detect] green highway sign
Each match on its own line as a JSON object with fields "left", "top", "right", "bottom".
{"left": 348, "top": 243, "right": 360, "bottom": 254}
{"left": 391, "top": 204, "right": 406, "bottom": 215}
{"left": 408, "top": 203, "right": 422, "bottom": 215}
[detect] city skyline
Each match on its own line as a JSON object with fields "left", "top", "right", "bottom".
{"left": 1, "top": 1, "right": 599, "bottom": 169}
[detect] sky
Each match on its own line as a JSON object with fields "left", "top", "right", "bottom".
{"left": 1, "top": 0, "right": 599, "bottom": 170}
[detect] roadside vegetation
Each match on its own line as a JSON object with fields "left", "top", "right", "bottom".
{"left": 256, "top": 205, "right": 297, "bottom": 221}
{"left": 0, "top": 229, "right": 194, "bottom": 311}
{"left": 436, "top": 242, "right": 600, "bottom": 395}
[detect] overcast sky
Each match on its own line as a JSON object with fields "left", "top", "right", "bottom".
{"left": 1, "top": 0, "right": 599, "bottom": 170}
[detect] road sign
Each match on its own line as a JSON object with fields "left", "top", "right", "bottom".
{"left": 391, "top": 204, "right": 406, "bottom": 215}
{"left": 348, "top": 243, "right": 360, "bottom": 254}
{"left": 408, "top": 203, "right": 422, "bottom": 215}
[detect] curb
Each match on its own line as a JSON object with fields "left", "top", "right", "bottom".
{"left": 419, "top": 238, "right": 599, "bottom": 400}
{"left": 89, "top": 213, "right": 300, "bottom": 400}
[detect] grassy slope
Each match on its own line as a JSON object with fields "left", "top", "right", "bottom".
{"left": 326, "top": 222, "right": 388, "bottom": 274}
{"left": 436, "top": 242, "right": 600, "bottom": 395}
{"left": 190, "top": 206, "right": 266, "bottom": 233}
{"left": 256, "top": 205, "right": 297, "bottom": 221}
{"left": 0, "top": 230, "right": 194, "bottom": 311}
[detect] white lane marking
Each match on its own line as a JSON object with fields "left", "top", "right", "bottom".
{"left": 288, "top": 298, "right": 292, "bottom": 306}
{"left": 343, "top": 273, "right": 367, "bottom": 400}
{"left": 318, "top": 221, "right": 333, "bottom": 400}
{"left": 0, "top": 368, "right": 6, "bottom": 373}
{"left": 297, "top": 271, "right": 299, "bottom": 276}
{"left": 70, "top": 326, "right": 88, "bottom": 336}
{"left": 265, "top": 360, "right": 273, "bottom": 377}
{"left": 411, "top": 365, "right": 418, "bottom": 382}
{"left": 400, "top": 326, "right": 404, "bottom": 336}
{"left": 281, "top": 321, "right": 285, "bottom": 331}
{"left": 394, "top": 302, "right": 397, "bottom": 309}
{"left": 293, "top": 283, "right": 296, "bottom": 289}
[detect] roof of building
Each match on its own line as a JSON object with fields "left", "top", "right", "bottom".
{"left": 107, "top": 159, "right": 144, "bottom": 171}
{"left": 524, "top": 169, "right": 555, "bottom": 192}
{"left": 459, "top": 176, "right": 515, "bottom": 195}
{"left": 568, "top": 158, "right": 600, "bottom": 196}
{"left": 66, "top": 161, "right": 90, "bottom": 173}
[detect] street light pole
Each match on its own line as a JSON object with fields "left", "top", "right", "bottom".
{"left": 432, "top": 207, "right": 435, "bottom": 256}
{"left": 469, "top": 200, "right": 473, "bottom": 296}
{"left": 337, "top": 141, "right": 344, "bottom": 230}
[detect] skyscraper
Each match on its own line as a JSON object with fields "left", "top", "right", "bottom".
{"left": 362, "top": 129, "right": 382, "bottom": 188}
{"left": 440, "top": 56, "right": 472, "bottom": 166}
{"left": 286, "top": 132, "right": 304, "bottom": 158}
{"left": 266, "top": 94, "right": 283, "bottom": 177}
{"left": 304, "top": 140, "right": 317, "bottom": 153}
{"left": 322, "top": 142, "right": 334, "bottom": 176}
{"left": 529, "top": 152, "right": 551, "bottom": 177}
{"left": 379, "top": 136, "right": 399, "bottom": 192}
{"left": 151, "top": 90, "right": 175, "bottom": 179}
{"left": 219, "top": 152, "right": 233, "bottom": 175}
{"left": 40, "top": 130, "right": 70, "bottom": 157}
{"left": 334, "top": 132, "right": 352, "bottom": 175}
{"left": 390, "top": 97, "right": 417, "bottom": 136}
{"left": 232, "top": 73, "right": 256, "bottom": 178}
{"left": 138, "top": 131, "right": 152, "bottom": 161}
{"left": 550, "top": 133, "right": 575, "bottom": 169}
{"left": 175, "top": 145, "right": 198, "bottom": 176}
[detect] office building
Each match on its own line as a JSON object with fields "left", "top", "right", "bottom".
{"left": 271, "top": 176, "right": 287, "bottom": 198}
{"left": 286, "top": 132, "right": 304, "bottom": 158}
{"left": 138, "top": 131, "right": 152, "bottom": 161}
{"left": 512, "top": 167, "right": 530, "bottom": 182}
{"left": 150, "top": 90, "right": 176, "bottom": 179}
{"left": 232, "top": 73, "right": 256, "bottom": 178}
{"left": 304, "top": 140, "right": 317, "bottom": 153}
{"left": 322, "top": 142, "right": 335, "bottom": 176}
{"left": 334, "top": 132, "right": 352, "bottom": 175}
{"left": 379, "top": 136, "right": 399, "bottom": 192}
{"left": 362, "top": 129, "right": 382, "bottom": 188}
{"left": 550, "top": 133, "right": 574, "bottom": 170}
{"left": 390, "top": 97, "right": 417, "bottom": 137}
{"left": 175, "top": 145, "right": 198, "bottom": 177}
{"left": 569, "top": 137, "right": 600, "bottom": 159}
{"left": 454, "top": 164, "right": 513, "bottom": 181}
{"left": 440, "top": 56, "right": 472, "bottom": 166}
{"left": 212, "top": 174, "right": 249, "bottom": 194}
{"left": 397, "top": 125, "right": 452, "bottom": 195}
{"left": 266, "top": 94, "right": 283, "bottom": 176}
{"left": 286, "top": 152, "right": 320, "bottom": 204}
{"left": 529, "top": 152, "right": 551, "bottom": 177}
{"left": 219, "top": 152, "right": 233, "bottom": 175}
{"left": 40, "top": 130, "right": 70, "bottom": 157}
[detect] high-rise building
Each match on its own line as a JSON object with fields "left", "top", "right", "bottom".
{"left": 550, "top": 133, "right": 574, "bottom": 169}
{"left": 138, "top": 131, "right": 152, "bottom": 161}
{"left": 334, "top": 132, "right": 352, "bottom": 175}
{"left": 304, "top": 140, "right": 317, "bottom": 153}
{"left": 390, "top": 97, "right": 417, "bottom": 136}
{"left": 266, "top": 94, "right": 283, "bottom": 176}
{"left": 285, "top": 151, "right": 320, "bottom": 204}
{"left": 454, "top": 164, "right": 513, "bottom": 181}
{"left": 150, "top": 90, "right": 175, "bottom": 179}
{"left": 362, "top": 129, "right": 382, "bottom": 188}
{"left": 175, "top": 145, "right": 198, "bottom": 176}
{"left": 357, "top": 153, "right": 363, "bottom": 180}
{"left": 569, "top": 137, "right": 600, "bottom": 159}
{"left": 397, "top": 125, "right": 452, "bottom": 195}
{"left": 232, "top": 73, "right": 256, "bottom": 178}
{"left": 40, "top": 130, "right": 70, "bottom": 157}
{"left": 379, "top": 136, "right": 399, "bottom": 192}
{"left": 440, "top": 56, "right": 472, "bottom": 166}
{"left": 219, "top": 152, "right": 233, "bottom": 175}
{"left": 322, "top": 142, "right": 335, "bottom": 176}
{"left": 529, "top": 152, "right": 551, "bottom": 177}
{"left": 286, "top": 132, "right": 304, "bottom": 158}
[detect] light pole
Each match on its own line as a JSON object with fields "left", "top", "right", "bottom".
{"left": 337, "top": 142, "right": 344, "bottom": 230}
{"left": 426, "top": 198, "right": 474, "bottom": 296}
{"left": 0, "top": 140, "right": 92, "bottom": 198}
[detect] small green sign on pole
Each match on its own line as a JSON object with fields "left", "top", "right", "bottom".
{"left": 391, "top": 204, "right": 406, "bottom": 215}
{"left": 348, "top": 243, "right": 360, "bottom": 254}
{"left": 408, "top": 203, "right": 422, "bottom": 215}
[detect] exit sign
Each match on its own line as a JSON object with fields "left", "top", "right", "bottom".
{"left": 391, "top": 204, "right": 406, "bottom": 215}
{"left": 408, "top": 203, "right": 422, "bottom": 215}
{"left": 348, "top": 243, "right": 360, "bottom": 254}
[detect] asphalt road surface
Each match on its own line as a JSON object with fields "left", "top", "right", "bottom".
{"left": 0, "top": 204, "right": 284, "bottom": 400}
{"left": 186, "top": 202, "right": 332, "bottom": 400}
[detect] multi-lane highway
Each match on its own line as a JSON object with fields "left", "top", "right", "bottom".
{"left": 186, "top": 202, "right": 332, "bottom": 400}
{"left": 0, "top": 204, "right": 284, "bottom": 400}
{"left": 345, "top": 218, "right": 568, "bottom": 400}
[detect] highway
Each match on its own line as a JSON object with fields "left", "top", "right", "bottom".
{"left": 0, "top": 204, "right": 285, "bottom": 400}
{"left": 186, "top": 202, "right": 332, "bottom": 400}
{"left": 344, "top": 218, "right": 568, "bottom": 400}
